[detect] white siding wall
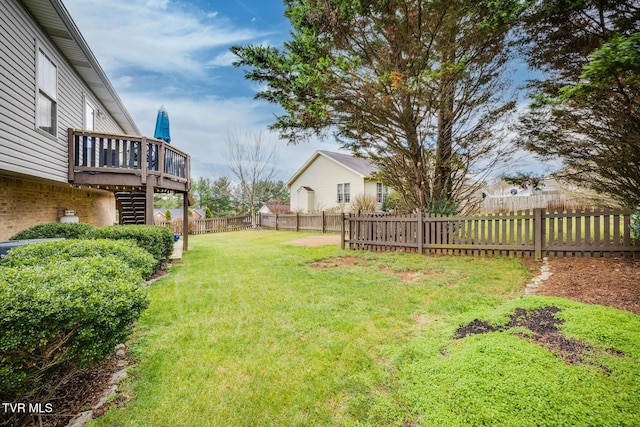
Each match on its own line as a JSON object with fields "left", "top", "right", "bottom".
{"left": 363, "top": 180, "right": 384, "bottom": 210}
{"left": 289, "top": 154, "right": 368, "bottom": 213}
{"left": 1, "top": 0, "right": 123, "bottom": 184}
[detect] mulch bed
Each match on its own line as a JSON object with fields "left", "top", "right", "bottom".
{"left": 524, "top": 257, "right": 640, "bottom": 315}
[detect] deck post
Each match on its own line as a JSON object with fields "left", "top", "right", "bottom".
{"left": 183, "top": 191, "right": 189, "bottom": 251}
{"left": 145, "top": 180, "right": 154, "bottom": 225}
{"left": 67, "top": 128, "right": 75, "bottom": 182}
{"left": 141, "top": 137, "right": 147, "bottom": 185}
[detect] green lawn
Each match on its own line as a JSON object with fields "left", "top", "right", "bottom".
{"left": 90, "top": 231, "right": 640, "bottom": 427}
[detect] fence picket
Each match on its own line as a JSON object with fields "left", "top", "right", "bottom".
{"left": 340, "top": 209, "right": 638, "bottom": 259}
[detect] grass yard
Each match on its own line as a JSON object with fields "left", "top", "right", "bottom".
{"left": 90, "top": 231, "right": 640, "bottom": 427}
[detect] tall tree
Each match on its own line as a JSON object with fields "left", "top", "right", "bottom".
{"left": 210, "top": 177, "right": 236, "bottom": 217}
{"left": 261, "top": 180, "right": 290, "bottom": 204}
{"left": 232, "top": 0, "right": 522, "bottom": 212}
{"left": 518, "top": 1, "right": 640, "bottom": 207}
{"left": 226, "top": 131, "right": 279, "bottom": 223}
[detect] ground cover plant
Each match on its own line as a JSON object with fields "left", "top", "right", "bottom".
{"left": 90, "top": 231, "right": 640, "bottom": 426}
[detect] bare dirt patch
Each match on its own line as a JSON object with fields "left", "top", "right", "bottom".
{"left": 523, "top": 257, "right": 640, "bottom": 315}
{"left": 455, "top": 306, "right": 624, "bottom": 370}
{"left": 309, "top": 257, "right": 432, "bottom": 283}
{"left": 308, "top": 256, "right": 368, "bottom": 269}
{"left": 284, "top": 235, "right": 341, "bottom": 247}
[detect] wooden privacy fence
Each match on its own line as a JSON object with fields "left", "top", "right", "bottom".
{"left": 257, "top": 212, "right": 344, "bottom": 233}
{"left": 344, "top": 209, "right": 640, "bottom": 259}
{"left": 157, "top": 215, "right": 253, "bottom": 235}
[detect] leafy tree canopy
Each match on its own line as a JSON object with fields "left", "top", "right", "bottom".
{"left": 232, "top": 0, "right": 523, "bottom": 212}
{"left": 518, "top": 1, "right": 640, "bottom": 207}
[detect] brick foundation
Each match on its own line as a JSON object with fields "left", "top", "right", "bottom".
{"left": 0, "top": 176, "right": 116, "bottom": 240}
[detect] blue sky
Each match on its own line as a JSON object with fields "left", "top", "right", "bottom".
{"left": 62, "top": 0, "right": 554, "bottom": 183}
{"left": 62, "top": 0, "right": 343, "bottom": 182}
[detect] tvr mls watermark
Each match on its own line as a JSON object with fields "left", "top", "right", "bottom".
{"left": 2, "top": 402, "right": 54, "bottom": 414}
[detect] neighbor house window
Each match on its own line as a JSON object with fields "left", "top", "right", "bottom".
{"left": 37, "top": 49, "right": 57, "bottom": 136}
{"left": 376, "top": 183, "right": 388, "bottom": 203}
{"left": 337, "top": 183, "right": 350, "bottom": 203}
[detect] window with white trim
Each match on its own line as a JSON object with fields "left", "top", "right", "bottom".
{"left": 84, "top": 98, "right": 95, "bottom": 131}
{"left": 376, "top": 183, "right": 388, "bottom": 203}
{"left": 36, "top": 49, "right": 57, "bottom": 136}
{"left": 337, "top": 182, "right": 350, "bottom": 203}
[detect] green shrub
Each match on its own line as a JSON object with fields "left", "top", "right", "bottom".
{"left": 0, "top": 257, "right": 149, "bottom": 402}
{"left": 93, "top": 225, "right": 174, "bottom": 266}
{"left": 9, "top": 222, "right": 96, "bottom": 240}
{"left": 0, "top": 239, "right": 156, "bottom": 280}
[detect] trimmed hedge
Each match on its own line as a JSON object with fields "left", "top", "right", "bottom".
{"left": 8, "top": 223, "right": 175, "bottom": 268}
{"left": 0, "top": 239, "right": 156, "bottom": 280}
{"left": 0, "top": 257, "right": 149, "bottom": 402}
{"left": 94, "top": 225, "right": 175, "bottom": 266}
{"left": 9, "top": 222, "right": 96, "bottom": 240}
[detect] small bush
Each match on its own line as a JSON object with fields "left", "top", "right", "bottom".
{"left": 94, "top": 225, "right": 174, "bottom": 266}
{"left": 351, "top": 193, "right": 379, "bottom": 213}
{"left": 0, "top": 239, "right": 156, "bottom": 280}
{"left": 9, "top": 222, "right": 96, "bottom": 240}
{"left": 0, "top": 257, "right": 149, "bottom": 403}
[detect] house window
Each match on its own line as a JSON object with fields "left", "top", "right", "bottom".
{"left": 337, "top": 182, "right": 350, "bottom": 203}
{"left": 84, "top": 99, "right": 95, "bottom": 131}
{"left": 376, "top": 183, "right": 388, "bottom": 203}
{"left": 36, "top": 49, "right": 57, "bottom": 136}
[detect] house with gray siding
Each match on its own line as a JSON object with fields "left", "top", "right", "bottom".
{"left": 0, "top": 0, "right": 191, "bottom": 242}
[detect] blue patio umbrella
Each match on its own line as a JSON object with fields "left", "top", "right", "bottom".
{"left": 153, "top": 105, "right": 171, "bottom": 143}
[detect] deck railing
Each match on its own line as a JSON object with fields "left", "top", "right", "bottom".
{"left": 68, "top": 129, "right": 190, "bottom": 188}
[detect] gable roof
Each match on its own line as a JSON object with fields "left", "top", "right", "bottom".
{"left": 154, "top": 208, "right": 205, "bottom": 219}
{"left": 20, "top": 0, "right": 139, "bottom": 135}
{"left": 287, "top": 150, "right": 378, "bottom": 187}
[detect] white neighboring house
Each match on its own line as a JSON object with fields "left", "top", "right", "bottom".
{"left": 287, "top": 150, "right": 388, "bottom": 213}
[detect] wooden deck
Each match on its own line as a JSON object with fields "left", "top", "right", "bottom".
{"left": 67, "top": 128, "right": 190, "bottom": 192}
{"left": 67, "top": 128, "right": 192, "bottom": 245}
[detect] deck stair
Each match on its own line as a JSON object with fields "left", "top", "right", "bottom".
{"left": 116, "top": 192, "right": 146, "bottom": 224}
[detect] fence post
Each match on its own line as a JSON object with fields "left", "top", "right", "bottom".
{"left": 417, "top": 210, "right": 423, "bottom": 254}
{"left": 340, "top": 213, "right": 345, "bottom": 250}
{"left": 534, "top": 208, "right": 543, "bottom": 259}
{"left": 322, "top": 210, "right": 326, "bottom": 234}
{"left": 296, "top": 212, "right": 299, "bottom": 232}
{"left": 275, "top": 213, "right": 278, "bottom": 231}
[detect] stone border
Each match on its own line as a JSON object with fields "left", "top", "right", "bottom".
{"left": 524, "top": 257, "right": 552, "bottom": 296}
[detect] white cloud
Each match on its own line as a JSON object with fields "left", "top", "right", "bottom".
{"left": 118, "top": 91, "right": 342, "bottom": 180}
{"left": 207, "top": 51, "right": 238, "bottom": 67}
{"left": 64, "top": 0, "right": 260, "bottom": 76}
{"left": 63, "top": 0, "right": 343, "bottom": 182}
